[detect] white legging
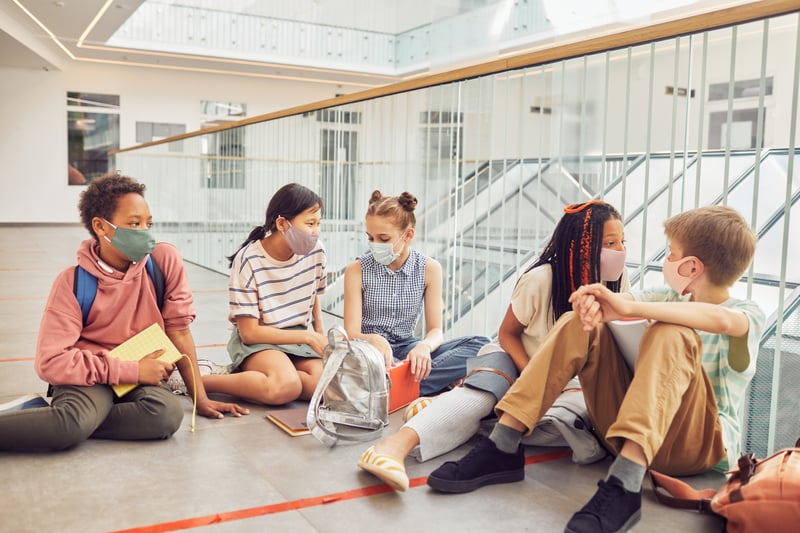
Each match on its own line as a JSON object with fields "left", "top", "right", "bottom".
{"left": 405, "top": 385, "right": 497, "bottom": 462}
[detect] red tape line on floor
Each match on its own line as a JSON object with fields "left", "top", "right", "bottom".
{"left": 111, "top": 448, "right": 571, "bottom": 533}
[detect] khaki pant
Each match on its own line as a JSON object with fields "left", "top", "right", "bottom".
{"left": 495, "top": 312, "right": 725, "bottom": 475}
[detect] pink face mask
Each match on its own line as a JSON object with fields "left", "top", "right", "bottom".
{"left": 282, "top": 221, "right": 319, "bottom": 256}
{"left": 600, "top": 248, "right": 627, "bottom": 281}
{"left": 663, "top": 255, "right": 698, "bottom": 295}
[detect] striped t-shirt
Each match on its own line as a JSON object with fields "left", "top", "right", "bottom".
{"left": 633, "top": 285, "right": 765, "bottom": 470}
{"left": 360, "top": 248, "right": 426, "bottom": 344}
{"left": 228, "top": 238, "right": 326, "bottom": 328}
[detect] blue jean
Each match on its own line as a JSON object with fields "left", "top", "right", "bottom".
{"left": 391, "top": 335, "right": 490, "bottom": 395}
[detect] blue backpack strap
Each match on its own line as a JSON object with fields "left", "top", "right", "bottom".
{"left": 73, "top": 256, "right": 165, "bottom": 326}
{"left": 73, "top": 265, "right": 98, "bottom": 326}
{"left": 145, "top": 255, "right": 165, "bottom": 311}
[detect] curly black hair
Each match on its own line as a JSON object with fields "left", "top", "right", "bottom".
{"left": 78, "top": 173, "right": 146, "bottom": 240}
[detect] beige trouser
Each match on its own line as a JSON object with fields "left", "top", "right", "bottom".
{"left": 495, "top": 312, "right": 725, "bottom": 476}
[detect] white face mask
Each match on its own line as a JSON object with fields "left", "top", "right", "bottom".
{"left": 663, "top": 255, "right": 698, "bottom": 295}
{"left": 600, "top": 248, "right": 627, "bottom": 281}
{"left": 368, "top": 237, "right": 402, "bottom": 266}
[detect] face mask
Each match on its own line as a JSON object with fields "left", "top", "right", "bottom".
{"left": 368, "top": 240, "right": 401, "bottom": 266}
{"left": 282, "top": 221, "right": 318, "bottom": 256}
{"left": 600, "top": 248, "right": 627, "bottom": 281}
{"left": 103, "top": 219, "right": 155, "bottom": 263}
{"left": 663, "top": 255, "right": 698, "bottom": 295}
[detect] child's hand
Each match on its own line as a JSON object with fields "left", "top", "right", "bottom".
{"left": 365, "top": 334, "right": 393, "bottom": 368}
{"left": 306, "top": 331, "right": 329, "bottom": 356}
{"left": 570, "top": 284, "right": 627, "bottom": 331}
{"left": 408, "top": 344, "right": 432, "bottom": 382}
{"left": 137, "top": 349, "right": 173, "bottom": 385}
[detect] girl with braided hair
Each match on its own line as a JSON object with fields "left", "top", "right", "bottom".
{"left": 357, "top": 199, "right": 627, "bottom": 491}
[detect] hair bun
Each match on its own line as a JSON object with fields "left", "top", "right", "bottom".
{"left": 369, "top": 190, "right": 384, "bottom": 204}
{"left": 398, "top": 192, "right": 417, "bottom": 212}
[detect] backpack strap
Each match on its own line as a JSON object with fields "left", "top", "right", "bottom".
{"left": 144, "top": 255, "right": 165, "bottom": 311}
{"left": 73, "top": 265, "right": 98, "bottom": 326}
{"left": 307, "top": 341, "right": 350, "bottom": 447}
{"left": 649, "top": 470, "right": 719, "bottom": 514}
{"left": 73, "top": 255, "right": 165, "bottom": 327}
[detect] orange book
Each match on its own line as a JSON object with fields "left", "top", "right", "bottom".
{"left": 388, "top": 360, "right": 420, "bottom": 413}
{"left": 266, "top": 406, "right": 310, "bottom": 436}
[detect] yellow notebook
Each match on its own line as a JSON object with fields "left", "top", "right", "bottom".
{"left": 110, "top": 323, "right": 183, "bottom": 397}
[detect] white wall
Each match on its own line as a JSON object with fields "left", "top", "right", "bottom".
{"left": 0, "top": 61, "right": 359, "bottom": 223}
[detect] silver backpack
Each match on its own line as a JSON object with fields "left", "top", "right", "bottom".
{"left": 307, "top": 327, "right": 389, "bottom": 446}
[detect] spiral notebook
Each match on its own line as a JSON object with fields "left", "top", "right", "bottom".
{"left": 110, "top": 323, "right": 183, "bottom": 397}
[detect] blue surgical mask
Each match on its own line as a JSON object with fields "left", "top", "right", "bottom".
{"left": 369, "top": 239, "right": 401, "bottom": 266}
{"left": 282, "top": 221, "right": 319, "bottom": 256}
{"left": 103, "top": 219, "right": 156, "bottom": 263}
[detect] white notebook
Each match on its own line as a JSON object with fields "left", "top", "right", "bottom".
{"left": 606, "top": 318, "right": 649, "bottom": 371}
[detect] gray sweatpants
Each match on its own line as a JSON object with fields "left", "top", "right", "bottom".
{"left": 0, "top": 383, "right": 183, "bottom": 452}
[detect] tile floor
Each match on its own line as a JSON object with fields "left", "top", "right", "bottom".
{"left": 0, "top": 225, "right": 725, "bottom": 533}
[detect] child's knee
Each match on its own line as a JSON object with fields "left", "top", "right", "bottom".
{"left": 255, "top": 372, "right": 303, "bottom": 405}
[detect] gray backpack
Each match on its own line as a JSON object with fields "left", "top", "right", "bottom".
{"left": 524, "top": 377, "right": 608, "bottom": 465}
{"left": 307, "top": 327, "right": 389, "bottom": 446}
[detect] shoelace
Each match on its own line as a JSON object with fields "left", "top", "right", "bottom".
{"left": 583, "top": 479, "right": 623, "bottom": 514}
{"left": 456, "top": 437, "right": 498, "bottom": 464}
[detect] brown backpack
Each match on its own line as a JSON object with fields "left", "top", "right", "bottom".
{"left": 650, "top": 440, "right": 800, "bottom": 532}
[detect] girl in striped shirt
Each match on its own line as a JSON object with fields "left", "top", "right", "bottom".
{"left": 202, "top": 183, "right": 328, "bottom": 405}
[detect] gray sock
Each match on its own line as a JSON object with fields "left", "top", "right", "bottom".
{"left": 607, "top": 454, "right": 646, "bottom": 493}
{"left": 489, "top": 423, "right": 523, "bottom": 454}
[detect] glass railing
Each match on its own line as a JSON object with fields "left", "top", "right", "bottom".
{"left": 114, "top": 3, "right": 800, "bottom": 454}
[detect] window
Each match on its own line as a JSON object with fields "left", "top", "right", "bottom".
{"left": 320, "top": 129, "right": 357, "bottom": 220}
{"left": 136, "top": 122, "right": 186, "bottom": 151}
{"left": 66, "top": 92, "right": 120, "bottom": 185}
{"left": 708, "top": 78, "right": 773, "bottom": 101}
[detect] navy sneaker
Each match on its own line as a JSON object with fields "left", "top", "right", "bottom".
{"left": 0, "top": 393, "right": 49, "bottom": 415}
{"left": 427, "top": 435, "right": 525, "bottom": 493}
{"left": 564, "top": 475, "right": 642, "bottom": 533}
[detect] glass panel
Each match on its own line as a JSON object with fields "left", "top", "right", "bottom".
{"left": 117, "top": 10, "right": 800, "bottom": 451}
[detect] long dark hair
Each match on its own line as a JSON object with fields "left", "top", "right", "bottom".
{"left": 227, "top": 183, "right": 323, "bottom": 267}
{"left": 526, "top": 200, "right": 623, "bottom": 321}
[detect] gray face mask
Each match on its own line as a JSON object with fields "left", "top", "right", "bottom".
{"left": 103, "top": 219, "right": 156, "bottom": 262}
{"left": 282, "top": 221, "right": 319, "bottom": 256}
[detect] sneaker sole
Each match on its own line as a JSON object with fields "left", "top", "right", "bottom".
{"left": 564, "top": 508, "right": 641, "bottom": 533}
{"left": 426, "top": 469, "right": 524, "bottom": 493}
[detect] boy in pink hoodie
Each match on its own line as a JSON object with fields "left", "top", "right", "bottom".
{"left": 0, "top": 174, "right": 248, "bottom": 452}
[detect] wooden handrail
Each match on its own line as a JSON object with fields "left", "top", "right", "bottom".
{"left": 112, "top": 0, "right": 799, "bottom": 154}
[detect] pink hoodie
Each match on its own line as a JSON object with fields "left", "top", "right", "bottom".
{"left": 35, "top": 239, "right": 196, "bottom": 387}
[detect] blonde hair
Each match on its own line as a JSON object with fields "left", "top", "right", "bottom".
{"left": 664, "top": 205, "right": 756, "bottom": 287}
{"left": 366, "top": 190, "right": 417, "bottom": 230}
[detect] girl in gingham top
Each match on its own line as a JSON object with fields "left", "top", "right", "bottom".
{"left": 343, "top": 190, "right": 490, "bottom": 397}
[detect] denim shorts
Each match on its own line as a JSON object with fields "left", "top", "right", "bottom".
{"left": 227, "top": 325, "right": 321, "bottom": 371}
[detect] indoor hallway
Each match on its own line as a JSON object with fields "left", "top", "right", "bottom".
{"left": 0, "top": 225, "right": 724, "bottom": 533}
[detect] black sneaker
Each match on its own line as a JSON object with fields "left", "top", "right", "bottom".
{"left": 564, "top": 476, "right": 642, "bottom": 533}
{"left": 426, "top": 435, "right": 524, "bottom": 493}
